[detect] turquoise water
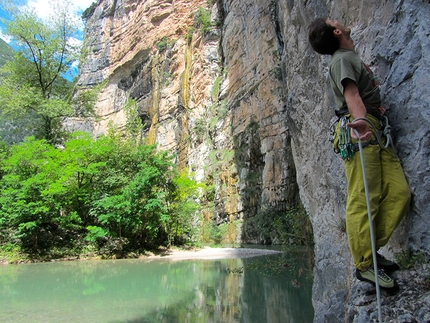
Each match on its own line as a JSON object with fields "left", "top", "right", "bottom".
{"left": 0, "top": 250, "right": 313, "bottom": 323}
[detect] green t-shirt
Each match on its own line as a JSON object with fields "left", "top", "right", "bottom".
{"left": 329, "top": 48, "right": 381, "bottom": 112}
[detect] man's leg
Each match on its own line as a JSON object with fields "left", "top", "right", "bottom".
{"left": 374, "top": 147, "right": 411, "bottom": 249}
{"left": 344, "top": 143, "right": 382, "bottom": 271}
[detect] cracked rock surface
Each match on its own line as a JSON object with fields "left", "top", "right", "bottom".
{"left": 318, "top": 264, "right": 430, "bottom": 323}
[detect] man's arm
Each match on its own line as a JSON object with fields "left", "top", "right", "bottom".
{"left": 343, "top": 79, "right": 372, "bottom": 141}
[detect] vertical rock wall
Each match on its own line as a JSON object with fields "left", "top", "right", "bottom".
{"left": 75, "top": 0, "right": 430, "bottom": 320}
{"left": 217, "top": 0, "right": 299, "bottom": 241}
{"left": 276, "top": 0, "right": 430, "bottom": 319}
{"left": 75, "top": 0, "right": 298, "bottom": 245}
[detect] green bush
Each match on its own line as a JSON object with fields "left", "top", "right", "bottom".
{"left": 156, "top": 36, "right": 170, "bottom": 53}
{"left": 253, "top": 205, "right": 313, "bottom": 246}
{"left": 0, "top": 132, "right": 201, "bottom": 258}
{"left": 395, "top": 249, "right": 429, "bottom": 269}
{"left": 194, "top": 7, "right": 212, "bottom": 35}
{"left": 185, "top": 26, "right": 195, "bottom": 43}
{"left": 0, "top": 242, "right": 22, "bottom": 263}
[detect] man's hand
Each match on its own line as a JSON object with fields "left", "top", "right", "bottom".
{"left": 348, "top": 119, "right": 372, "bottom": 141}
{"left": 342, "top": 80, "right": 372, "bottom": 140}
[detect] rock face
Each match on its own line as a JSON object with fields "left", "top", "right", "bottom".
{"left": 320, "top": 263, "right": 430, "bottom": 323}
{"left": 75, "top": 0, "right": 299, "bottom": 243}
{"left": 277, "top": 1, "right": 430, "bottom": 319}
{"left": 75, "top": 0, "right": 430, "bottom": 321}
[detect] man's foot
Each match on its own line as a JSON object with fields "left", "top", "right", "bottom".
{"left": 356, "top": 267, "right": 399, "bottom": 294}
{"left": 376, "top": 253, "right": 400, "bottom": 272}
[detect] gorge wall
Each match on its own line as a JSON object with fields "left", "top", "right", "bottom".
{"left": 73, "top": 0, "right": 430, "bottom": 321}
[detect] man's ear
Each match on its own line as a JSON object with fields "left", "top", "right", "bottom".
{"left": 333, "top": 29, "right": 342, "bottom": 38}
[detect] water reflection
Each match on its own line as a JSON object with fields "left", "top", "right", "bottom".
{"left": 0, "top": 250, "right": 313, "bottom": 323}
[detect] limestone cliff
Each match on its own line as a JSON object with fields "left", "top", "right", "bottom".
{"left": 74, "top": 0, "right": 299, "bottom": 243}
{"left": 74, "top": 0, "right": 430, "bottom": 321}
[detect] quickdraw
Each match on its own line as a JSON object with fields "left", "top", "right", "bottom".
{"left": 339, "top": 116, "right": 354, "bottom": 160}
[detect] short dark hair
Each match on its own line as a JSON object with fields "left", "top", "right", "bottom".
{"left": 308, "top": 18, "right": 339, "bottom": 55}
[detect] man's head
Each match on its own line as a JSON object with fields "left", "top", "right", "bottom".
{"left": 309, "top": 18, "right": 340, "bottom": 55}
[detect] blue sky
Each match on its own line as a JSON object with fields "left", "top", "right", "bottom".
{"left": 0, "top": 6, "right": 12, "bottom": 42}
{"left": 0, "top": 0, "right": 95, "bottom": 43}
{"left": 0, "top": 0, "right": 95, "bottom": 80}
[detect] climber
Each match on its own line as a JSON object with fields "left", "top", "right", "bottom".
{"left": 307, "top": 18, "right": 411, "bottom": 292}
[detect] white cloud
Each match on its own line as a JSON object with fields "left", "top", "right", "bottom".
{"left": 25, "top": 0, "right": 94, "bottom": 28}
{"left": 0, "top": 30, "right": 12, "bottom": 43}
{"left": 27, "top": 0, "right": 94, "bottom": 15}
{"left": 0, "top": 0, "right": 94, "bottom": 43}
{"left": 71, "top": 0, "right": 95, "bottom": 11}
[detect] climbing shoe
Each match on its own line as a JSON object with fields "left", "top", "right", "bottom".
{"left": 376, "top": 253, "right": 400, "bottom": 272}
{"left": 356, "top": 267, "right": 399, "bottom": 294}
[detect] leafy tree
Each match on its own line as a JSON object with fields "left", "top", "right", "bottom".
{"left": 86, "top": 122, "right": 201, "bottom": 251}
{"left": 0, "top": 137, "right": 67, "bottom": 252}
{"left": 0, "top": 1, "right": 97, "bottom": 145}
{"left": 89, "top": 142, "right": 177, "bottom": 249}
{"left": 164, "top": 171, "right": 201, "bottom": 246}
{"left": 53, "top": 132, "right": 113, "bottom": 228}
{"left": 0, "top": 130, "right": 201, "bottom": 256}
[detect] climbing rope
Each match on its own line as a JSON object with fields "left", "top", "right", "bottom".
{"left": 351, "top": 116, "right": 394, "bottom": 323}
{"left": 354, "top": 115, "right": 396, "bottom": 153}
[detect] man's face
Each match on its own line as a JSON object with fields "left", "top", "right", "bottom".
{"left": 326, "top": 19, "right": 351, "bottom": 38}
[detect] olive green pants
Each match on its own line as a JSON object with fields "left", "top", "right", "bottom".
{"left": 338, "top": 115, "right": 411, "bottom": 270}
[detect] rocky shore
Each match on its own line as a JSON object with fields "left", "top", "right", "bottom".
{"left": 148, "top": 247, "right": 283, "bottom": 260}
{"left": 318, "top": 264, "right": 430, "bottom": 323}
{"left": 0, "top": 247, "right": 284, "bottom": 264}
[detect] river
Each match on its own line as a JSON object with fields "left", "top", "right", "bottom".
{"left": 0, "top": 248, "right": 314, "bottom": 323}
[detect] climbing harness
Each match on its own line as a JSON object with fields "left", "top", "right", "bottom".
{"left": 330, "top": 110, "right": 396, "bottom": 160}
